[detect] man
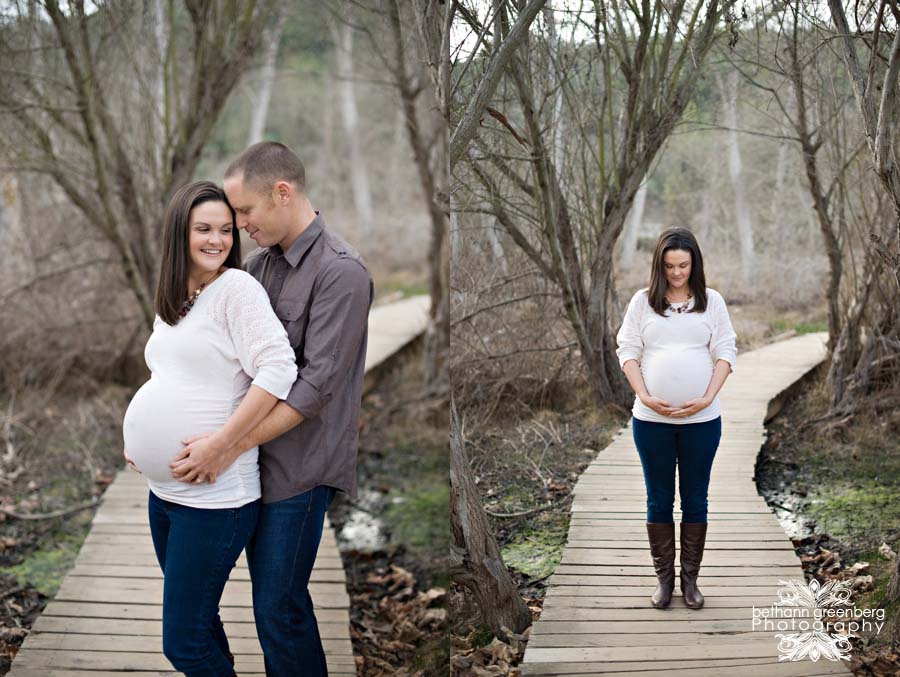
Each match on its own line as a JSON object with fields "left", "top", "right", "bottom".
{"left": 170, "top": 141, "right": 373, "bottom": 675}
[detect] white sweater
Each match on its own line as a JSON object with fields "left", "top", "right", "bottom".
{"left": 615, "top": 287, "right": 737, "bottom": 425}
{"left": 122, "top": 268, "right": 297, "bottom": 508}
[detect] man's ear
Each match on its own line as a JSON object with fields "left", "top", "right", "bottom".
{"left": 273, "top": 180, "right": 293, "bottom": 205}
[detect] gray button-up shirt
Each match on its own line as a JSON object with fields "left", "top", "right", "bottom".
{"left": 244, "top": 213, "right": 373, "bottom": 502}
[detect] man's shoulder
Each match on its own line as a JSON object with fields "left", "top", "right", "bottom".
{"left": 242, "top": 246, "right": 268, "bottom": 275}
{"left": 320, "top": 227, "right": 367, "bottom": 270}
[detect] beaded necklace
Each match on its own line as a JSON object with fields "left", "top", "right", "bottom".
{"left": 178, "top": 268, "right": 224, "bottom": 319}
{"left": 664, "top": 293, "right": 693, "bottom": 314}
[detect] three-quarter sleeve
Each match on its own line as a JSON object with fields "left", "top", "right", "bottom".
{"left": 217, "top": 271, "right": 298, "bottom": 398}
{"left": 284, "top": 257, "right": 373, "bottom": 420}
{"left": 709, "top": 291, "right": 738, "bottom": 372}
{"left": 616, "top": 290, "right": 645, "bottom": 370}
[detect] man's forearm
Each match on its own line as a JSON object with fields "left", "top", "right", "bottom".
{"left": 237, "top": 401, "right": 305, "bottom": 453}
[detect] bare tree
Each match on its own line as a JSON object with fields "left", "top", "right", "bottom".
{"left": 458, "top": 0, "right": 737, "bottom": 407}
{"left": 0, "top": 0, "right": 279, "bottom": 329}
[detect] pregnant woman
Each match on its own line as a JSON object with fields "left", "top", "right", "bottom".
{"left": 122, "top": 181, "right": 296, "bottom": 676}
{"left": 615, "top": 227, "right": 737, "bottom": 610}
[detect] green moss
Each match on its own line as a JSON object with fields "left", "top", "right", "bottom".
{"left": 1, "top": 529, "right": 86, "bottom": 597}
{"left": 377, "top": 281, "right": 430, "bottom": 298}
{"left": 500, "top": 513, "right": 569, "bottom": 580}
{"left": 469, "top": 624, "right": 495, "bottom": 649}
{"left": 795, "top": 320, "right": 828, "bottom": 334}
{"left": 409, "top": 632, "right": 450, "bottom": 675}
{"left": 384, "top": 482, "right": 449, "bottom": 556}
{"left": 806, "top": 483, "right": 900, "bottom": 543}
{"left": 852, "top": 550, "right": 894, "bottom": 608}
{"left": 769, "top": 318, "right": 827, "bottom": 335}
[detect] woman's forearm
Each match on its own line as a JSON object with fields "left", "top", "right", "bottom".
{"left": 213, "top": 385, "right": 279, "bottom": 453}
{"left": 702, "top": 360, "right": 733, "bottom": 402}
{"left": 622, "top": 360, "right": 650, "bottom": 401}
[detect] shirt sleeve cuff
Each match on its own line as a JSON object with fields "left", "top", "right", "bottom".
{"left": 617, "top": 350, "right": 641, "bottom": 370}
{"left": 284, "top": 377, "right": 326, "bottom": 419}
{"left": 713, "top": 351, "right": 737, "bottom": 372}
{"left": 251, "top": 366, "right": 297, "bottom": 400}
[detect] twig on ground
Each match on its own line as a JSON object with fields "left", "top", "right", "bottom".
{"left": 484, "top": 492, "right": 573, "bottom": 518}
{"left": 0, "top": 500, "right": 100, "bottom": 521}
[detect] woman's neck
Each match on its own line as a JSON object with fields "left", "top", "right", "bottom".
{"left": 666, "top": 286, "right": 691, "bottom": 302}
{"left": 188, "top": 266, "right": 223, "bottom": 295}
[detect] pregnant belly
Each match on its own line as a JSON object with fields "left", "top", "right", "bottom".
{"left": 642, "top": 350, "right": 712, "bottom": 407}
{"left": 123, "top": 379, "right": 231, "bottom": 483}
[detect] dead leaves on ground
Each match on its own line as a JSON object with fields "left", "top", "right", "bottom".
{"left": 350, "top": 561, "right": 448, "bottom": 676}
{"left": 451, "top": 627, "right": 530, "bottom": 676}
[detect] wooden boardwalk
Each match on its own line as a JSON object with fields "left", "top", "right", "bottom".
{"left": 9, "top": 294, "right": 431, "bottom": 676}
{"left": 520, "top": 332, "right": 855, "bottom": 676}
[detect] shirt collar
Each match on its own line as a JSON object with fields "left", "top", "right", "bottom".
{"left": 276, "top": 212, "right": 325, "bottom": 268}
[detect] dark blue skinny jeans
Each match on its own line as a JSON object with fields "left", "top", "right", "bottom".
{"left": 632, "top": 416, "right": 721, "bottom": 523}
{"left": 148, "top": 490, "right": 259, "bottom": 677}
{"left": 246, "top": 485, "right": 337, "bottom": 677}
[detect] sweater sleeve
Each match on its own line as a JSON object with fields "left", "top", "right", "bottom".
{"left": 709, "top": 291, "right": 738, "bottom": 372}
{"left": 215, "top": 271, "right": 298, "bottom": 398}
{"left": 616, "top": 290, "right": 645, "bottom": 370}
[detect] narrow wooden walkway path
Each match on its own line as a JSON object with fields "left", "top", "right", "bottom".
{"left": 520, "top": 332, "right": 855, "bottom": 676}
{"left": 9, "top": 295, "right": 431, "bottom": 676}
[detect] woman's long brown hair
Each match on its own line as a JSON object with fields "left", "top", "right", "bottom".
{"left": 647, "top": 227, "right": 708, "bottom": 316}
{"left": 155, "top": 181, "right": 241, "bottom": 325}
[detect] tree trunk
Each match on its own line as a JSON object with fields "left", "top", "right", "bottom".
{"left": 246, "top": 9, "right": 287, "bottom": 147}
{"left": 329, "top": 12, "right": 374, "bottom": 233}
{"left": 450, "top": 398, "right": 532, "bottom": 641}
{"left": 387, "top": 0, "right": 448, "bottom": 388}
{"left": 542, "top": 1, "right": 565, "bottom": 172}
{"left": 720, "top": 70, "right": 755, "bottom": 283}
{"left": 621, "top": 179, "right": 648, "bottom": 268}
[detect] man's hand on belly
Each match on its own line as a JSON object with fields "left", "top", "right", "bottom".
{"left": 169, "top": 432, "right": 242, "bottom": 484}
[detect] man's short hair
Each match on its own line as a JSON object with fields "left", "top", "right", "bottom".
{"left": 225, "top": 141, "right": 306, "bottom": 196}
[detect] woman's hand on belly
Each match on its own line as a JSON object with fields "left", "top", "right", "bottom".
{"left": 123, "top": 448, "right": 141, "bottom": 474}
{"left": 668, "top": 396, "right": 713, "bottom": 418}
{"left": 639, "top": 394, "right": 680, "bottom": 417}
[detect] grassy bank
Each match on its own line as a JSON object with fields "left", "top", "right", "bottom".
{"left": 758, "top": 366, "right": 900, "bottom": 656}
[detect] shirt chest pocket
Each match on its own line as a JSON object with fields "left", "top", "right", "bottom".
{"left": 275, "top": 300, "right": 309, "bottom": 349}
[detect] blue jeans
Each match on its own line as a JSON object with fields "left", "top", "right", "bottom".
{"left": 632, "top": 416, "right": 721, "bottom": 523}
{"left": 246, "top": 485, "right": 338, "bottom": 677}
{"left": 148, "top": 491, "right": 259, "bottom": 677}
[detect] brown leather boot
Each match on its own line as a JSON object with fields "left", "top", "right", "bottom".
{"left": 680, "top": 522, "right": 708, "bottom": 609}
{"left": 646, "top": 522, "right": 676, "bottom": 608}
